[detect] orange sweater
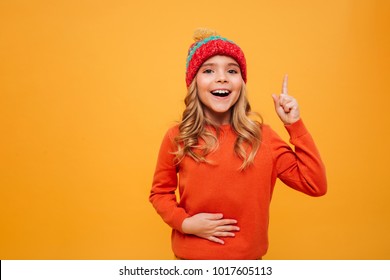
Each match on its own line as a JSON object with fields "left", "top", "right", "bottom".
{"left": 149, "top": 119, "right": 327, "bottom": 259}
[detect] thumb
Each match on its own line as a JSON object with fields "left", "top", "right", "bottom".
{"left": 272, "top": 94, "right": 279, "bottom": 107}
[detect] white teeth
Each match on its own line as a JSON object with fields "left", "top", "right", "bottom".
{"left": 211, "top": 90, "right": 230, "bottom": 94}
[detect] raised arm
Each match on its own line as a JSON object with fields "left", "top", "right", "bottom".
{"left": 270, "top": 75, "right": 327, "bottom": 196}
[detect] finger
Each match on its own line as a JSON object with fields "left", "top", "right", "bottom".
{"left": 282, "top": 105, "right": 292, "bottom": 113}
{"left": 217, "top": 225, "right": 240, "bottom": 232}
{"left": 279, "top": 94, "right": 293, "bottom": 107}
{"left": 214, "top": 231, "right": 235, "bottom": 237}
{"left": 284, "top": 100, "right": 297, "bottom": 110}
{"left": 205, "top": 213, "right": 223, "bottom": 220}
{"left": 217, "top": 219, "right": 238, "bottom": 226}
{"left": 209, "top": 236, "right": 224, "bottom": 245}
{"left": 282, "top": 74, "right": 288, "bottom": 95}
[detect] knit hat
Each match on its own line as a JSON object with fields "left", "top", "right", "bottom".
{"left": 185, "top": 28, "right": 247, "bottom": 87}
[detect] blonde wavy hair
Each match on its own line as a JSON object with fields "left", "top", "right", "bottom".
{"left": 174, "top": 79, "right": 262, "bottom": 170}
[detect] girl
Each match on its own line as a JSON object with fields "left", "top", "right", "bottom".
{"left": 149, "top": 29, "right": 327, "bottom": 260}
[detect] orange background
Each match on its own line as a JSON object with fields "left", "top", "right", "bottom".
{"left": 1, "top": 0, "right": 389, "bottom": 259}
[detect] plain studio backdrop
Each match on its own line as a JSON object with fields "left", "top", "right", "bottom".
{"left": 1, "top": 0, "right": 389, "bottom": 259}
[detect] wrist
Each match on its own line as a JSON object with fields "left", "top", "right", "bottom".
{"left": 181, "top": 217, "right": 192, "bottom": 234}
{"left": 284, "top": 118, "right": 308, "bottom": 139}
{"left": 283, "top": 117, "right": 300, "bottom": 126}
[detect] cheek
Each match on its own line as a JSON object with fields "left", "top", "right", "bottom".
{"left": 232, "top": 92, "right": 241, "bottom": 105}
{"left": 234, "top": 78, "right": 244, "bottom": 89}
{"left": 195, "top": 79, "right": 207, "bottom": 95}
{"left": 233, "top": 81, "right": 243, "bottom": 94}
{"left": 196, "top": 73, "right": 210, "bottom": 85}
{"left": 232, "top": 85, "right": 243, "bottom": 104}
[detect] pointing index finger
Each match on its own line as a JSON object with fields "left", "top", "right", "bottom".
{"left": 282, "top": 74, "right": 288, "bottom": 95}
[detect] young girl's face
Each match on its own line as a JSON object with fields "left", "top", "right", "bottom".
{"left": 196, "top": 55, "right": 243, "bottom": 125}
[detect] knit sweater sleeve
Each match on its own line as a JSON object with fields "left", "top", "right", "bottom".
{"left": 270, "top": 119, "right": 327, "bottom": 196}
{"left": 149, "top": 126, "right": 190, "bottom": 232}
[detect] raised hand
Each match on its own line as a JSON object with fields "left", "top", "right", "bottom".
{"left": 272, "top": 74, "right": 300, "bottom": 125}
{"left": 181, "top": 213, "right": 240, "bottom": 244}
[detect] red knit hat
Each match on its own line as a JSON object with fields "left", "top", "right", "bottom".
{"left": 185, "top": 28, "right": 247, "bottom": 87}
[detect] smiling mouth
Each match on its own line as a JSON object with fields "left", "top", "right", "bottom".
{"left": 211, "top": 89, "right": 231, "bottom": 97}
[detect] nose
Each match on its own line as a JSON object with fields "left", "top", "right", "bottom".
{"left": 216, "top": 70, "right": 228, "bottom": 83}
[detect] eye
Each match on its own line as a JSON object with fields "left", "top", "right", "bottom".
{"left": 203, "top": 69, "right": 213, "bottom": 74}
{"left": 228, "top": 69, "right": 239, "bottom": 74}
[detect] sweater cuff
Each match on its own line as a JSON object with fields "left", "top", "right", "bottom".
{"left": 284, "top": 119, "right": 308, "bottom": 140}
{"left": 172, "top": 210, "right": 191, "bottom": 233}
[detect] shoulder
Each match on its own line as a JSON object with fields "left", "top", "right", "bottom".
{"left": 260, "top": 123, "right": 279, "bottom": 140}
{"left": 165, "top": 124, "right": 180, "bottom": 140}
{"left": 260, "top": 123, "right": 272, "bottom": 132}
{"left": 156, "top": 124, "right": 180, "bottom": 155}
{"left": 158, "top": 124, "right": 180, "bottom": 148}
